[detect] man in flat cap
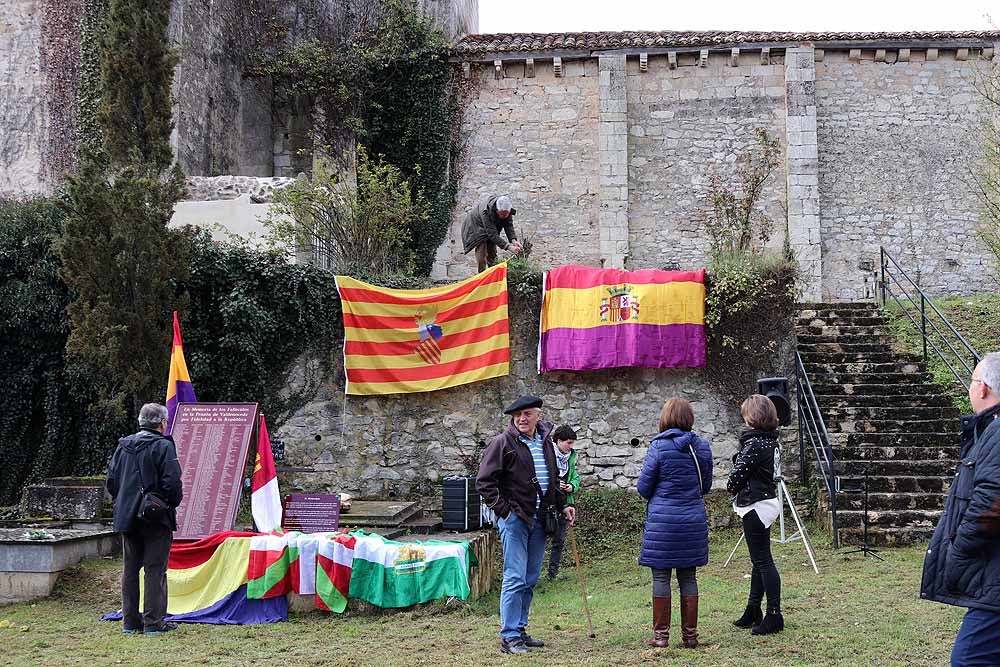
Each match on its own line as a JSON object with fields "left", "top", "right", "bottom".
{"left": 461, "top": 194, "right": 523, "bottom": 273}
{"left": 477, "top": 395, "right": 575, "bottom": 654}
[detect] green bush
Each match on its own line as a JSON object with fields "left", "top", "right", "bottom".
{"left": 573, "top": 487, "right": 646, "bottom": 560}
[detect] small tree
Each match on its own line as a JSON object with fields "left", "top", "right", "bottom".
{"left": 266, "top": 146, "right": 422, "bottom": 276}
{"left": 704, "top": 128, "right": 782, "bottom": 260}
{"left": 974, "top": 61, "right": 1000, "bottom": 283}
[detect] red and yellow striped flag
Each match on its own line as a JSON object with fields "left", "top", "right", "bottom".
{"left": 336, "top": 264, "right": 510, "bottom": 395}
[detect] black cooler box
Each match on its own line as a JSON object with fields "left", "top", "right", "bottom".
{"left": 441, "top": 476, "right": 484, "bottom": 531}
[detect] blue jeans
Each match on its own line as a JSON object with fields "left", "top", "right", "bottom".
{"left": 497, "top": 511, "right": 547, "bottom": 639}
{"left": 952, "top": 608, "right": 1000, "bottom": 666}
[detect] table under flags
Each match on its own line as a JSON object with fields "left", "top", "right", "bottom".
{"left": 102, "top": 530, "right": 477, "bottom": 625}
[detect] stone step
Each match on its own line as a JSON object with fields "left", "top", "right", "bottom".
{"left": 796, "top": 316, "right": 888, "bottom": 328}
{"left": 834, "top": 459, "right": 957, "bottom": 476}
{"left": 799, "top": 351, "right": 922, "bottom": 364}
{"left": 815, "top": 394, "right": 954, "bottom": 407}
{"left": 802, "top": 361, "right": 924, "bottom": 375}
{"left": 836, "top": 526, "right": 936, "bottom": 547}
{"left": 835, "top": 475, "right": 950, "bottom": 493}
{"left": 809, "top": 382, "right": 943, "bottom": 396}
{"left": 795, "top": 325, "right": 888, "bottom": 337}
{"left": 798, "top": 342, "right": 893, "bottom": 354}
{"left": 797, "top": 309, "right": 883, "bottom": 321}
{"left": 832, "top": 446, "right": 960, "bottom": 460}
{"left": 822, "top": 406, "right": 960, "bottom": 420}
{"left": 796, "top": 334, "right": 889, "bottom": 345}
{"left": 401, "top": 515, "right": 444, "bottom": 534}
{"left": 836, "top": 492, "right": 947, "bottom": 512}
{"left": 837, "top": 431, "right": 959, "bottom": 447}
{"left": 798, "top": 302, "right": 880, "bottom": 310}
{"left": 826, "top": 419, "right": 959, "bottom": 434}
{"left": 834, "top": 508, "right": 942, "bottom": 529}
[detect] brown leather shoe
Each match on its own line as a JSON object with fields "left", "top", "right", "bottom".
{"left": 645, "top": 596, "right": 670, "bottom": 648}
{"left": 680, "top": 595, "right": 699, "bottom": 648}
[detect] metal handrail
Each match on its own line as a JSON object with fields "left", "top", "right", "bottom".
{"left": 795, "top": 351, "right": 839, "bottom": 548}
{"left": 879, "top": 247, "right": 981, "bottom": 391}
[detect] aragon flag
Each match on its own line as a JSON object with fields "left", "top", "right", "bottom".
{"left": 251, "top": 414, "right": 282, "bottom": 533}
{"left": 165, "top": 311, "right": 197, "bottom": 432}
{"left": 336, "top": 264, "right": 510, "bottom": 395}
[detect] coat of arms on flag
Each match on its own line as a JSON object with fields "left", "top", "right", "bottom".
{"left": 336, "top": 264, "right": 510, "bottom": 395}
{"left": 539, "top": 265, "right": 706, "bottom": 372}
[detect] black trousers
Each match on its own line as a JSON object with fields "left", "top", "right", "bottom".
{"left": 742, "top": 510, "right": 781, "bottom": 611}
{"left": 121, "top": 523, "right": 173, "bottom": 631}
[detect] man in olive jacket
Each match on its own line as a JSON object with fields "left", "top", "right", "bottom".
{"left": 477, "top": 395, "right": 574, "bottom": 655}
{"left": 106, "top": 403, "right": 184, "bottom": 635}
{"left": 461, "top": 194, "right": 523, "bottom": 272}
{"left": 922, "top": 352, "right": 1000, "bottom": 666}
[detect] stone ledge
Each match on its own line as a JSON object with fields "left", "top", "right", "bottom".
{"left": 185, "top": 176, "right": 297, "bottom": 203}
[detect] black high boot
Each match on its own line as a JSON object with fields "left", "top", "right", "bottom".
{"left": 733, "top": 604, "right": 763, "bottom": 629}
{"left": 752, "top": 608, "right": 784, "bottom": 635}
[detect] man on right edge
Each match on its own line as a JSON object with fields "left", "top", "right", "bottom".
{"left": 477, "top": 395, "right": 575, "bottom": 655}
{"left": 922, "top": 352, "right": 1000, "bottom": 666}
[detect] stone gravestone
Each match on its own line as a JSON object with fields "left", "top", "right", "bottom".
{"left": 20, "top": 478, "right": 104, "bottom": 521}
{"left": 170, "top": 403, "right": 258, "bottom": 539}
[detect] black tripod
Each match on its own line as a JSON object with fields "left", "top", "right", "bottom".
{"left": 841, "top": 466, "right": 885, "bottom": 562}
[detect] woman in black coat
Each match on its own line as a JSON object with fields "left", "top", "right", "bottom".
{"left": 727, "top": 394, "right": 784, "bottom": 635}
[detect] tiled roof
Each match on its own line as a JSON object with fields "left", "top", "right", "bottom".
{"left": 455, "top": 30, "right": 1000, "bottom": 56}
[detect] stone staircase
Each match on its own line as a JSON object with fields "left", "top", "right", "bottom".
{"left": 796, "top": 302, "right": 962, "bottom": 546}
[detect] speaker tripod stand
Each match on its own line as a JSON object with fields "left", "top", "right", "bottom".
{"left": 723, "top": 476, "right": 819, "bottom": 574}
{"left": 839, "top": 466, "right": 884, "bottom": 562}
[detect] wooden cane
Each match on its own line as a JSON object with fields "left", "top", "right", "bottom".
{"left": 568, "top": 523, "right": 596, "bottom": 638}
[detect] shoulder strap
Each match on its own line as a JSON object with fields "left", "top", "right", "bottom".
{"left": 689, "top": 445, "right": 703, "bottom": 489}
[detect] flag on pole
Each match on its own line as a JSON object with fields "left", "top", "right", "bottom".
{"left": 538, "top": 265, "right": 706, "bottom": 372}
{"left": 335, "top": 264, "right": 510, "bottom": 395}
{"left": 165, "top": 311, "right": 197, "bottom": 432}
{"left": 251, "top": 415, "right": 282, "bottom": 533}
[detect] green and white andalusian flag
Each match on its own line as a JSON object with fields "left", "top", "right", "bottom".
{"left": 348, "top": 532, "right": 476, "bottom": 608}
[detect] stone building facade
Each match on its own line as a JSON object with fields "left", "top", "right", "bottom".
{"left": 439, "top": 31, "right": 1000, "bottom": 300}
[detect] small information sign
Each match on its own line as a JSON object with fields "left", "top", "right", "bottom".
{"left": 282, "top": 493, "right": 342, "bottom": 533}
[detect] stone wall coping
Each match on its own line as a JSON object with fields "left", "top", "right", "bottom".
{"left": 455, "top": 40, "right": 997, "bottom": 63}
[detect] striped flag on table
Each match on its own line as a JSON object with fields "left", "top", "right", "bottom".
{"left": 336, "top": 264, "right": 510, "bottom": 395}
{"left": 538, "top": 265, "right": 706, "bottom": 372}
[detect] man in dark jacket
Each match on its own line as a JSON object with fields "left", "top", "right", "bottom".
{"left": 461, "top": 194, "right": 523, "bottom": 272}
{"left": 106, "top": 402, "right": 184, "bottom": 635}
{"left": 922, "top": 352, "right": 1000, "bottom": 666}
{"left": 477, "top": 395, "right": 573, "bottom": 655}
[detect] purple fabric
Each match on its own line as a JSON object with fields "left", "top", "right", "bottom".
{"left": 101, "top": 585, "right": 287, "bottom": 625}
{"left": 166, "top": 380, "right": 196, "bottom": 433}
{"left": 539, "top": 323, "right": 706, "bottom": 372}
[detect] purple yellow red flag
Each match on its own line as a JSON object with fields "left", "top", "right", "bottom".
{"left": 335, "top": 264, "right": 510, "bottom": 395}
{"left": 165, "top": 311, "right": 197, "bottom": 432}
{"left": 538, "top": 265, "right": 706, "bottom": 372}
{"left": 251, "top": 415, "right": 282, "bottom": 533}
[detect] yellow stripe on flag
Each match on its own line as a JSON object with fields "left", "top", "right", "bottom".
{"left": 343, "top": 279, "right": 506, "bottom": 318}
{"left": 346, "top": 361, "right": 510, "bottom": 395}
{"left": 345, "top": 334, "right": 510, "bottom": 370}
{"left": 343, "top": 304, "right": 508, "bottom": 344}
{"left": 541, "top": 281, "right": 705, "bottom": 332}
{"left": 141, "top": 537, "right": 251, "bottom": 614}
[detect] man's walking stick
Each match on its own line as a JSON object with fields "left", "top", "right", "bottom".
{"left": 568, "top": 523, "right": 596, "bottom": 638}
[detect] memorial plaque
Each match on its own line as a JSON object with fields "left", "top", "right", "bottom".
{"left": 282, "top": 494, "right": 341, "bottom": 533}
{"left": 170, "top": 403, "right": 258, "bottom": 539}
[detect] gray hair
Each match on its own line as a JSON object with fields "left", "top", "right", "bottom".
{"left": 496, "top": 195, "right": 513, "bottom": 213}
{"left": 138, "top": 403, "right": 169, "bottom": 429}
{"left": 979, "top": 352, "right": 1000, "bottom": 394}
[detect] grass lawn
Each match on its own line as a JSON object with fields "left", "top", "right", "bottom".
{"left": 0, "top": 529, "right": 965, "bottom": 667}
{"left": 884, "top": 294, "right": 1000, "bottom": 414}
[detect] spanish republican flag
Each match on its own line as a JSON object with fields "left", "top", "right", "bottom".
{"left": 336, "top": 264, "right": 510, "bottom": 395}
{"left": 539, "top": 265, "right": 706, "bottom": 372}
{"left": 251, "top": 415, "right": 282, "bottom": 533}
{"left": 165, "top": 311, "right": 197, "bottom": 432}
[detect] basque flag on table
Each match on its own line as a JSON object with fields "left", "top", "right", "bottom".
{"left": 335, "top": 264, "right": 510, "bottom": 395}
{"left": 538, "top": 265, "right": 706, "bottom": 372}
{"left": 251, "top": 415, "right": 282, "bottom": 533}
{"left": 165, "top": 311, "right": 197, "bottom": 432}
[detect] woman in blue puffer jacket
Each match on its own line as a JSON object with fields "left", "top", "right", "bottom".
{"left": 637, "top": 397, "right": 714, "bottom": 650}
